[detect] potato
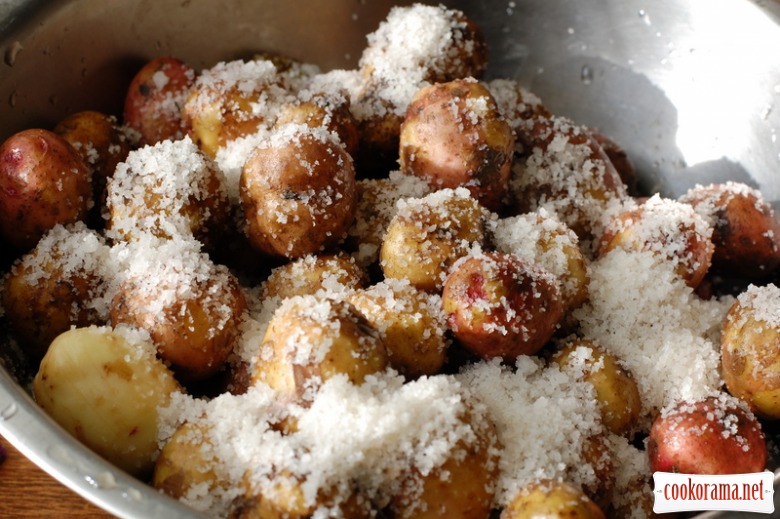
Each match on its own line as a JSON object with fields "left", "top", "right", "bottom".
{"left": 576, "top": 433, "right": 615, "bottom": 511}
{"left": 721, "top": 283, "right": 780, "bottom": 419}
{"left": 491, "top": 210, "right": 590, "bottom": 320}
{"left": 0, "top": 128, "right": 92, "bottom": 251}
{"left": 123, "top": 56, "right": 195, "bottom": 146}
{"left": 109, "top": 239, "right": 248, "bottom": 382}
{"left": 183, "top": 59, "right": 291, "bottom": 157}
{"left": 680, "top": 182, "right": 780, "bottom": 279}
{"left": 389, "top": 410, "right": 499, "bottom": 519}
{"left": 501, "top": 480, "right": 605, "bottom": 519}
{"left": 399, "top": 78, "right": 515, "bottom": 211}
{"left": 441, "top": 251, "right": 563, "bottom": 360}
{"left": 345, "top": 174, "right": 431, "bottom": 267}
{"left": 348, "top": 279, "right": 449, "bottom": 378}
{"left": 240, "top": 125, "right": 357, "bottom": 259}
{"left": 358, "top": 4, "right": 488, "bottom": 86}
{"left": 32, "top": 325, "right": 181, "bottom": 477}
{"left": 153, "top": 421, "right": 225, "bottom": 501}
{"left": 353, "top": 4, "right": 488, "bottom": 174}
{"left": 589, "top": 131, "right": 637, "bottom": 196}
{"left": 274, "top": 94, "right": 359, "bottom": 159}
{"left": 105, "top": 136, "right": 231, "bottom": 249}
{"left": 261, "top": 253, "right": 366, "bottom": 301}
{"left": 1, "top": 223, "right": 110, "bottom": 362}
{"left": 252, "top": 295, "right": 388, "bottom": 405}
{"left": 509, "top": 115, "right": 628, "bottom": 246}
{"left": 597, "top": 195, "right": 714, "bottom": 288}
{"left": 232, "top": 472, "right": 370, "bottom": 519}
{"left": 53, "top": 110, "right": 132, "bottom": 221}
{"left": 647, "top": 394, "right": 767, "bottom": 474}
{"left": 551, "top": 339, "right": 642, "bottom": 437}
{"left": 380, "top": 188, "right": 491, "bottom": 292}
{"left": 486, "top": 78, "right": 551, "bottom": 158}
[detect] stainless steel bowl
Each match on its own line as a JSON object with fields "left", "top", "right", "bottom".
{"left": 1, "top": 1, "right": 780, "bottom": 517}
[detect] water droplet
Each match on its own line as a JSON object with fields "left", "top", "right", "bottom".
{"left": 761, "top": 104, "right": 773, "bottom": 120}
{"left": 580, "top": 65, "right": 593, "bottom": 85}
{"left": 85, "top": 471, "right": 117, "bottom": 490}
{"left": 638, "top": 9, "right": 651, "bottom": 25}
{"left": 4, "top": 41, "right": 23, "bottom": 67}
{"left": 47, "top": 444, "right": 75, "bottom": 465}
{"left": 8, "top": 90, "right": 17, "bottom": 107}
{"left": 567, "top": 27, "right": 575, "bottom": 35}
{"left": 123, "top": 488, "right": 143, "bottom": 502}
{"left": 0, "top": 403, "right": 17, "bottom": 420}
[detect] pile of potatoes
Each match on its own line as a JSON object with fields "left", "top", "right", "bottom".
{"left": 2, "top": 3, "right": 780, "bottom": 518}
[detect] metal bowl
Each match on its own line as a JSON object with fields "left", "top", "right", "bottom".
{"left": 1, "top": 0, "right": 780, "bottom": 517}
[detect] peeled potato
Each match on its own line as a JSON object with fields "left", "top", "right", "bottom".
{"left": 33, "top": 326, "right": 181, "bottom": 477}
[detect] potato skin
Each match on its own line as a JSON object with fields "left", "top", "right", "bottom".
{"left": 153, "top": 421, "right": 224, "bottom": 500}
{"left": 681, "top": 182, "right": 780, "bottom": 278}
{"left": 54, "top": 110, "right": 131, "bottom": 222}
{"left": 33, "top": 326, "right": 181, "bottom": 477}
{"left": 123, "top": 56, "right": 195, "bottom": 146}
{"left": 442, "top": 251, "right": 563, "bottom": 360}
{"left": 110, "top": 252, "right": 247, "bottom": 383}
{"left": 501, "top": 480, "right": 605, "bottom": 519}
{"left": 348, "top": 280, "right": 449, "bottom": 378}
{"left": 721, "top": 284, "right": 780, "bottom": 419}
{"left": 597, "top": 196, "right": 714, "bottom": 289}
{"left": 400, "top": 79, "right": 515, "bottom": 212}
{"left": 389, "top": 410, "right": 499, "bottom": 519}
{"left": 1, "top": 224, "right": 108, "bottom": 362}
{"left": 252, "top": 296, "right": 388, "bottom": 404}
{"left": 647, "top": 395, "right": 767, "bottom": 475}
{"left": 0, "top": 129, "right": 92, "bottom": 251}
{"left": 551, "top": 339, "right": 642, "bottom": 437}
{"left": 240, "top": 128, "right": 357, "bottom": 259}
{"left": 380, "top": 188, "right": 490, "bottom": 292}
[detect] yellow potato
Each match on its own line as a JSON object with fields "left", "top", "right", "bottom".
{"left": 1, "top": 223, "right": 109, "bottom": 362}
{"left": 233, "top": 471, "right": 370, "bottom": 519}
{"left": 153, "top": 421, "right": 225, "bottom": 501}
{"left": 380, "top": 188, "right": 491, "bottom": 292}
{"left": 501, "top": 479, "right": 605, "bottom": 519}
{"left": 252, "top": 295, "right": 388, "bottom": 404}
{"left": 348, "top": 279, "right": 449, "bottom": 378}
{"left": 551, "top": 339, "right": 642, "bottom": 436}
{"left": 240, "top": 125, "right": 357, "bottom": 259}
{"left": 261, "top": 253, "right": 366, "bottom": 301}
{"left": 182, "top": 59, "right": 289, "bottom": 158}
{"left": 105, "top": 137, "right": 231, "bottom": 250}
{"left": 389, "top": 410, "right": 499, "bottom": 519}
{"left": 32, "top": 326, "right": 181, "bottom": 477}
{"left": 721, "top": 284, "right": 780, "bottom": 420}
{"left": 109, "top": 239, "right": 247, "bottom": 382}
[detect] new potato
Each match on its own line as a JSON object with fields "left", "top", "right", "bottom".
{"left": 33, "top": 326, "right": 181, "bottom": 477}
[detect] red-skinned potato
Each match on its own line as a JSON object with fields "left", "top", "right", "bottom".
{"left": 680, "top": 182, "right": 780, "bottom": 279}
{"left": 0, "top": 129, "right": 92, "bottom": 251}
{"left": 647, "top": 394, "right": 767, "bottom": 475}
{"left": 597, "top": 195, "right": 714, "bottom": 289}
{"left": 123, "top": 56, "right": 195, "bottom": 146}
{"left": 441, "top": 251, "right": 563, "bottom": 359}
{"left": 400, "top": 78, "right": 515, "bottom": 212}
